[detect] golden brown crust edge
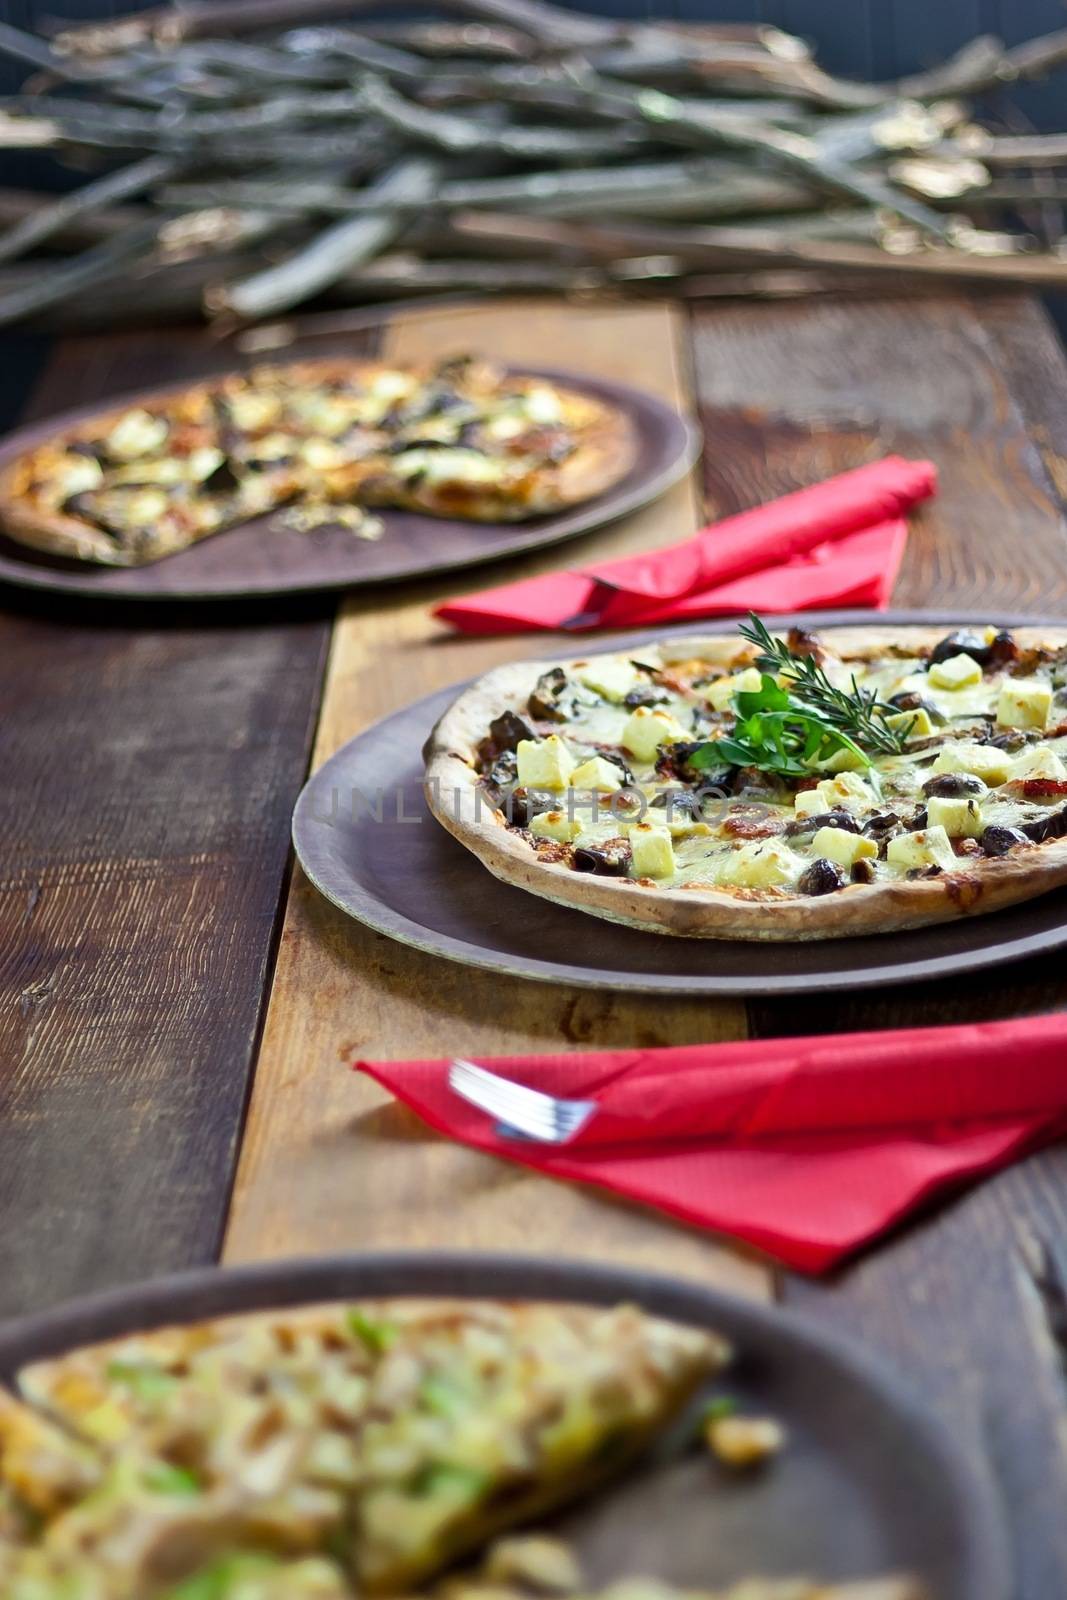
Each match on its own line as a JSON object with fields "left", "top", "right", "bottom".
{"left": 0, "top": 358, "right": 636, "bottom": 565}
{"left": 423, "top": 625, "right": 1067, "bottom": 943}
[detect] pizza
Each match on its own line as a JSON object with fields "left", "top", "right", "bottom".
{"left": 0, "top": 1296, "right": 920, "bottom": 1598}
{"left": 0, "top": 356, "right": 636, "bottom": 567}
{"left": 0, "top": 1298, "right": 723, "bottom": 1598}
{"left": 424, "top": 618, "right": 1067, "bottom": 941}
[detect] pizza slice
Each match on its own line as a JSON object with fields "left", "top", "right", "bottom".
{"left": 2, "top": 1301, "right": 725, "bottom": 1598}
{"left": 345, "top": 1300, "right": 724, "bottom": 1591}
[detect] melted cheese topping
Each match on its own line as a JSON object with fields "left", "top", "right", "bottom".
{"left": 18, "top": 358, "right": 614, "bottom": 562}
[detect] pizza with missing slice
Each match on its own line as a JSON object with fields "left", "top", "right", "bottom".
{"left": 0, "top": 1297, "right": 922, "bottom": 1599}
{"left": 0, "top": 1299, "right": 723, "bottom": 1598}
{"left": 424, "top": 616, "right": 1067, "bottom": 940}
{"left": 0, "top": 356, "right": 636, "bottom": 568}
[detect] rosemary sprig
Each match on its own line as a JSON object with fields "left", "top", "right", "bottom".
{"left": 710, "top": 672, "right": 872, "bottom": 778}
{"left": 738, "top": 613, "right": 911, "bottom": 757}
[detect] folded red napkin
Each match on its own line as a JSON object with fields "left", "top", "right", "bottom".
{"left": 435, "top": 456, "right": 936, "bottom": 635}
{"left": 357, "top": 1011, "right": 1067, "bottom": 1273}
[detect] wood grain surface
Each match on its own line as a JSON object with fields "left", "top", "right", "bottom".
{"left": 8, "top": 287, "right": 1067, "bottom": 1597}
{"left": 223, "top": 298, "right": 763, "bottom": 1298}
{"left": 0, "top": 329, "right": 335, "bottom": 1318}
{"left": 223, "top": 291, "right": 1067, "bottom": 1599}
{"left": 690, "top": 291, "right": 1067, "bottom": 1598}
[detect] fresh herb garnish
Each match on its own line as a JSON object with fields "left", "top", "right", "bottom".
{"left": 713, "top": 673, "right": 871, "bottom": 777}
{"left": 706, "top": 615, "right": 913, "bottom": 779}
{"left": 104, "top": 1360, "right": 177, "bottom": 1402}
{"left": 143, "top": 1461, "right": 202, "bottom": 1497}
{"left": 701, "top": 1395, "right": 738, "bottom": 1424}
{"left": 412, "top": 1462, "right": 491, "bottom": 1499}
{"left": 346, "top": 1308, "right": 399, "bottom": 1353}
{"left": 741, "top": 615, "right": 910, "bottom": 756}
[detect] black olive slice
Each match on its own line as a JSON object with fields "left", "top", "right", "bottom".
{"left": 928, "top": 631, "right": 991, "bottom": 667}
{"left": 785, "top": 808, "right": 860, "bottom": 837}
{"left": 798, "top": 858, "right": 846, "bottom": 895}
{"left": 980, "top": 825, "right": 1029, "bottom": 856}
{"left": 573, "top": 838, "right": 632, "bottom": 877}
{"left": 922, "top": 773, "right": 984, "bottom": 798}
{"left": 1022, "top": 805, "right": 1067, "bottom": 844}
{"left": 527, "top": 667, "right": 568, "bottom": 722}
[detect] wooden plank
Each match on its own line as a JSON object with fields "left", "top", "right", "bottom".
{"left": 224, "top": 297, "right": 763, "bottom": 1297}
{"left": 682, "top": 290, "right": 1067, "bottom": 1600}
{"left": 0, "top": 327, "right": 334, "bottom": 1318}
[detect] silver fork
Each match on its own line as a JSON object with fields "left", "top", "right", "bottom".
{"left": 448, "top": 1058, "right": 597, "bottom": 1144}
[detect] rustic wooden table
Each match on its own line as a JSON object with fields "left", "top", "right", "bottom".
{"left": 4, "top": 290, "right": 1067, "bottom": 1596}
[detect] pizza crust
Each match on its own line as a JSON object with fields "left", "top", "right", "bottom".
{"left": 0, "top": 358, "right": 638, "bottom": 566}
{"left": 424, "top": 625, "right": 1067, "bottom": 942}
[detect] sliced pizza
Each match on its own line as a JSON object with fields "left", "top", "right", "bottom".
{"left": 0, "top": 357, "right": 636, "bottom": 567}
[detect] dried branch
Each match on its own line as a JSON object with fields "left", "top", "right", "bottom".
{"left": 453, "top": 210, "right": 1067, "bottom": 288}
{"left": 211, "top": 155, "right": 439, "bottom": 320}
{"left": 0, "top": 154, "right": 174, "bottom": 266}
{"left": 0, "top": 216, "right": 163, "bottom": 326}
{"left": 0, "top": 10, "right": 1065, "bottom": 327}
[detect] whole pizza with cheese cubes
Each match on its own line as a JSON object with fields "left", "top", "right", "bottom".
{"left": 424, "top": 618, "right": 1067, "bottom": 940}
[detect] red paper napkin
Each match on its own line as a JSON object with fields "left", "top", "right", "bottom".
{"left": 357, "top": 1012, "right": 1067, "bottom": 1273}
{"left": 435, "top": 456, "right": 936, "bottom": 635}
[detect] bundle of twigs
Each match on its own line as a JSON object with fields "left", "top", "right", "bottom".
{"left": 4, "top": 0, "right": 1067, "bottom": 329}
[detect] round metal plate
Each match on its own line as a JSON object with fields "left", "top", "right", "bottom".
{"left": 0, "top": 367, "right": 698, "bottom": 601}
{"left": 293, "top": 609, "right": 1067, "bottom": 996}
{"left": 0, "top": 1252, "right": 1008, "bottom": 1600}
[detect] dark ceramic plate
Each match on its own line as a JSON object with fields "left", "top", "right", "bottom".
{"left": 0, "top": 368, "right": 697, "bottom": 601}
{"left": 293, "top": 609, "right": 1067, "bottom": 996}
{"left": 0, "top": 1253, "right": 1007, "bottom": 1600}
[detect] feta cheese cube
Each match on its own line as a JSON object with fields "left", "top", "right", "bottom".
{"left": 529, "top": 809, "right": 581, "bottom": 843}
{"left": 706, "top": 666, "right": 764, "bottom": 712}
{"left": 301, "top": 438, "right": 346, "bottom": 470}
{"left": 485, "top": 412, "right": 527, "bottom": 441}
{"left": 884, "top": 707, "right": 934, "bottom": 739}
{"left": 1008, "top": 744, "right": 1067, "bottom": 781}
{"left": 997, "top": 678, "right": 1053, "bottom": 730}
{"left": 801, "top": 771, "right": 874, "bottom": 815}
{"left": 228, "top": 391, "right": 281, "bottom": 431}
{"left": 724, "top": 838, "right": 804, "bottom": 888}
{"left": 886, "top": 825, "right": 957, "bottom": 872}
{"left": 932, "top": 742, "right": 1013, "bottom": 787}
{"left": 928, "top": 653, "right": 982, "bottom": 691}
{"left": 106, "top": 408, "right": 168, "bottom": 461}
{"left": 392, "top": 448, "right": 503, "bottom": 486}
{"left": 60, "top": 455, "right": 104, "bottom": 496}
{"left": 577, "top": 658, "right": 641, "bottom": 703}
{"left": 793, "top": 787, "right": 827, "bottom": 820}
{"left": 810, "top": 826, "right": 878, "bottom": 868}
{"left": 629, "top": 823, "right": 675, "bottom": 878}
{"left": 522, "top": 384, "right": 562, "bottom": 424}
{"left": 818, "top": 745, "right": 869, "bottom": 774}
{"left": 926, "top": 795, "right": 983, "bottom": 838}
{"left": 369, "top": 369, "right": 416, "bottom": 402}
{"left": 569, "top": 755, "right": 624, "bottom": 793}
{"left": 516, "top": 735, "right": 575, "bottom": 792}
{"left": 620, "top": 706, "right": 689, "bottom": 763}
